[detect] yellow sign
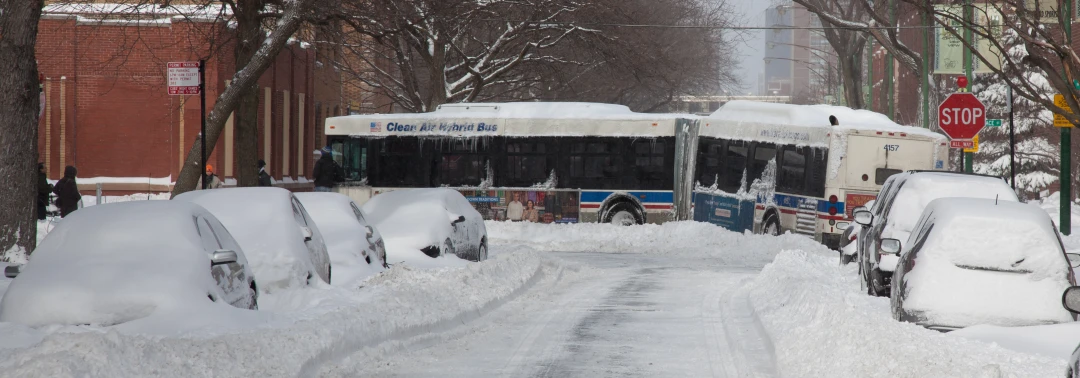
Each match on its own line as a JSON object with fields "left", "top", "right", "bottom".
{"left": 963, "top": 135, "right": 980, "bottom": 153}
{"left": 1055, "top": 94, "right": 1075, "bottom": 128}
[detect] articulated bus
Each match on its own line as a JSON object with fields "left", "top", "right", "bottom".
{"left": 324, "top": 101, "right": 948, "bottom": 249}
{"left": 693, "top": 101, "right": 949, "bottom": 249}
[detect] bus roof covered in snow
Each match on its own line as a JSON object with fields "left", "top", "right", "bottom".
{"left": 701, "top": 100, "right": 947, "bottom": 147}
{"left": 325, "top": 102, "right": 694, "bottom": 138}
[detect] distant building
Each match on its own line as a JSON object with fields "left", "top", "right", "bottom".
{"left": 762, "top": 1, "right": 838, "bottom": 104}
{"left": 35, "top": 3, "right": 342, "bottom": 193}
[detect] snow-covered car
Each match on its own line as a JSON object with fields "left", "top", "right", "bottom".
{"left": 1063, "top": 287, "right": 1080, "bottom": 378}
{"left": 853, "top": 171, "right": 1018, "bottom": 296}
{"left": 889, "top": 198, "right": 1078, "bottom": 331}
{"left": 839, "top": 200, "right": 874, "bottom": 265}
{"left": 175, "top": 187, "right": 332, "bottom": 288}
{"left": 362, "top": 188, "right": 488, "bottom": 261}
{"left": 295, "top": 192, "right": 387, "bottom": 274}
{"left": 0, "top": 201, "right": 257, "bottom": 327}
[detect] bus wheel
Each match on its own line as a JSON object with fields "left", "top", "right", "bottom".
{"left": 763, "top": 214, "right": 780, "bottom": 236}
{"left": 603, "top": 202, "right": 643, "bottom": 226}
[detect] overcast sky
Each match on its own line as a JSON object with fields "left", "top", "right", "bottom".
{"left": 729, "top": 0, "right": 771, "bottom": 95}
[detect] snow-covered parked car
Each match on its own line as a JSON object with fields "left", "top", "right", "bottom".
{"left": 889, "top": 198, "right": 1079, "bottom": 331}
{"left": 0, "top": 201, "right": 257, "bottom": 327}
{"left": 295, "top": 192, "right": 387, "bottom": 280}
{"left": 362, "top": 188, "right": 488, "bottom": 262}
{"left": 853, "top": 171, "right": 1018, "bottom": 296}
{"left": 1062, "top": 287, "right": 1080, "bottom": 378}
{"left": 175, "top": 187, "right": 332, "bottom": 288}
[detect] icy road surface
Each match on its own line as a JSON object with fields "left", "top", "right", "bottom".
{"left": 326, "top": 253, "right": 776, "bottom": 377}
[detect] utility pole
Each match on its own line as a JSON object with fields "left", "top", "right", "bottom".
{"left": 1063, "top": 0, "right": 1073, "bottom": 234}
{"left": 867, "top": 38, "right": 874, "bottom": 111}
{"left": 922, "top": 1, "right": 931, "bottom": 129}
{"left": 962, "top": 0, "right": 974, "bottom": 174}
{"left": 887, "top": 0, "right": 896, "bottom": 120}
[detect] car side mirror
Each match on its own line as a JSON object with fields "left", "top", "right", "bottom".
{"left": 301, "top": 226, "right": 313, "bottom": 242}
{"left": 1064, "top": 286, "right": 1080, "bottom": 313}
{"left": 211, "top": 250, "right": 238, "bottom": 266}
{"left": 853, "top": 210, "right": 874, "bottom": 226}
{"left": 836, "top": 222, "right": 850, "bottom": 231}
{"left": 4, "top": 265, "right": 21, "bottom": 279}
{"left": 1068, "top": 253, "right": 1080, "bottom": 268}
{"left": 880, "top": 238, "right": 901, "bottom": 255}
{"left": 451, "top": 215, "right": 466, "bottom": 225}
{"left": 852, "top": 206, "right": 866, "bottom": 214}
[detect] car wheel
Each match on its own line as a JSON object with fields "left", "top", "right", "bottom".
{"left": 603, "top": 202, "right": 642, "bottom": 226}
{"left": 763, "top": 213, "right": 780, "bottom": 236}
{"left": 477, "top": 242, "right": 488, "bottom": 262}
{"left": 327, "top": 265, "right": 332, "bottom": 285}
{"left": 248, "top": 282, "right": 259, "bottom": 310}
{"left": 868, "top": 268, "right": 888, "bottom": 297}
{"left": 441, "top": 238, "right": 454, "bottom": 258}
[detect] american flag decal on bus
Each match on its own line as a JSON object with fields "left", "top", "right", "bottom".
{"left": 370, "top": 122, "right": 382, "bottom": 132}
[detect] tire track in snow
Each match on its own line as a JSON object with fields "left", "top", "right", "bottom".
{"left": 715, "top": 277, "right": 778, "bottom": 378}
{"left": 296, "top": 257, "right": 556, "bottom": 377}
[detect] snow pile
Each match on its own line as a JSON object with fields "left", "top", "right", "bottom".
{"left": 1038, "top": 192, "right": 1080, "bottom": 252}
{"left": 487, "top": 221, "right": 835, "bottom": 266}
{"left": 747, "top": 250, "right": 1065, "bottom": 377}
{"left": 0, "top": 251, "right": 558, "bottom": 376}
{"left": 951, "top": 323, "right": 1080, "bottom": 360}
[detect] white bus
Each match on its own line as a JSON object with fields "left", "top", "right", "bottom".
{"left": 324, "top": 102, "right": 695, "bottom": 225}
{"left": 692, "top": 101, "right": 949, "bottom": 248}
{"left": 324, "top": 101, "right": 948, "bottom": 249}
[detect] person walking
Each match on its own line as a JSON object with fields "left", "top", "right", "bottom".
{"left": 53, "top": 165, "right": 81, "bottom": 218}
{"left": 37, "top": 163, "right": 52, "bottom": 220}
{"left": 201, "top": 164, "right": 223, "bottom": 189}
{"left": 313, "top": 146, "right": 343, "bottom": 192}
{"left": 257, "top": 160, "right": 273, "bottom": 187}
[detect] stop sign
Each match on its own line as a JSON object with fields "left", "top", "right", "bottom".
{"left": 938, "top": 92, "right": 986, "bottom": 140}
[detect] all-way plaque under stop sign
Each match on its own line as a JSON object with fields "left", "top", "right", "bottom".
{"left": 167, "top": 62, "right": 201, "bottom": 95}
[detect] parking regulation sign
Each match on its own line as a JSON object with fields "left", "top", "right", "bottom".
{"left": 167, "top": 62, "right": 201, "bottom": 95}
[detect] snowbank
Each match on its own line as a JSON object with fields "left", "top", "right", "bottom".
{"left": 486, "top": 220, "right": 836, "bottom": 266}
{"left": 0, "top": 251, "right": 558, "bottom": 376}
{"left": 1038, "top": 192, "right": 1080, "bottom": 252}
{"left": 747, "top": 250, "right": 1065, "bottom": 377}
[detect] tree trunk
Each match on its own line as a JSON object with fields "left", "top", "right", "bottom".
{"left": 171, "top": 0, "right": 308, "bottom": 198}
{"left": 425, "top": 40, "right": 448, "bottom": 111}
{"left": 233, "top": 3, "right": 265, "bottom": 187}
{"left": 840, "top": 53, "right": 865, "bottom": 110}
{"left": 0, "top": 1, "right": 44, "bottom": 262}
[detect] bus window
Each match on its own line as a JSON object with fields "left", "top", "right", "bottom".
{"left": 807, "top": 148, "right": 828, "bottom": 198}
{"left": 875, "top": 168, "right": 902, "bottom": 185}
{"left": 370, "top": 137, "right": 432, "bottom": 187}
{"left": 749, "top": 142, "right": 776, "bottom": 184}
{"left": 631, "top": 139, "right": 668, "bottom": 190}
{"left": 568, "top": 138, "right": 622, "bottom": 189}
{"left": 721, "top": 140, "right": 748, "bottom": 193}
{"left": 696, "top": 138, "right": 724, "bottom": 187}
{"left": 778, "top": 145, "right": 807, "bottom": 195}
{"left": 437, "top": 141, "right": 488, "bottom": 187}
{"left": 330, "top": 138, "right": 366, "bottom": 182}
{"left": 504, "top": 139, "right": 551, "bottom": 187}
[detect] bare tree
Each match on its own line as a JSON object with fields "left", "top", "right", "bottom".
{"left": 171, "top": 0, "right": 315, "bottom": 196}
{"left": 334, "top": 0, "right": 589, "bottom": 113}
{"left": 791, "top": 0, "right": 869, "bottom": 109}
{"left": 0, "top": 0, "right": 45, "bottom": 261}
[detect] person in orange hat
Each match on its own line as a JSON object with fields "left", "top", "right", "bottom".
{"left": 200, "top": 164, "right": 223, "bottom": 189}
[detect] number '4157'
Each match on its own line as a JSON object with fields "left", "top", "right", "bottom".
{"left": 883, "top": 144, "right": 900, "bottom": 152}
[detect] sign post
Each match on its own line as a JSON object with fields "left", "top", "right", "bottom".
{"left": 938, "top": 77, "right": 986, "bottom": 171}
{"left": 167, "top": 61, "right": 207, "bottom": 189}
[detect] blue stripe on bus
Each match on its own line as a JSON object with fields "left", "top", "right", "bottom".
{"left": 765, "top": 193, "right": 845, "bottom": 215}
{"left": 580, "top": 191, "right": 674, "bottom": 204}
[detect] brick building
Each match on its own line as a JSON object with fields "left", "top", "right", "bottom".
{"left": 35, "top": 4, "right": 342, "bottom": 193}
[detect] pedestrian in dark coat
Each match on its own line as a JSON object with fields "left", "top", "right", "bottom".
{"left": 53, "top": 165, "right": 81, "bottom": 218}
{"left": 312, "top": 147, "right": 344, "bottom": 192}
{"left": 37, "top": 163, "right": 52, "bottom": 220}
{"left": 257, "top": 159, "right": 273, "bottom": 187}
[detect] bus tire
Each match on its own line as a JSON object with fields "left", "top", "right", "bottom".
{"left": 763, "top": 212, "right": 780, "bottom": 236}
{"left": 603, "top": 202, "right": 643, "bottom": 226}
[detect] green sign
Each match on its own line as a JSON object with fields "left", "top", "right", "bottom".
{"left": 986, "top": 119, "right": 1003, "bottom": 127}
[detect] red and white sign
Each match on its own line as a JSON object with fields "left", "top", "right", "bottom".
{"left": 938, "top": 92, "right": 986, "bottom": 148}
{"left": 167, "top": 62, "right": 201, "bottom": 95}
